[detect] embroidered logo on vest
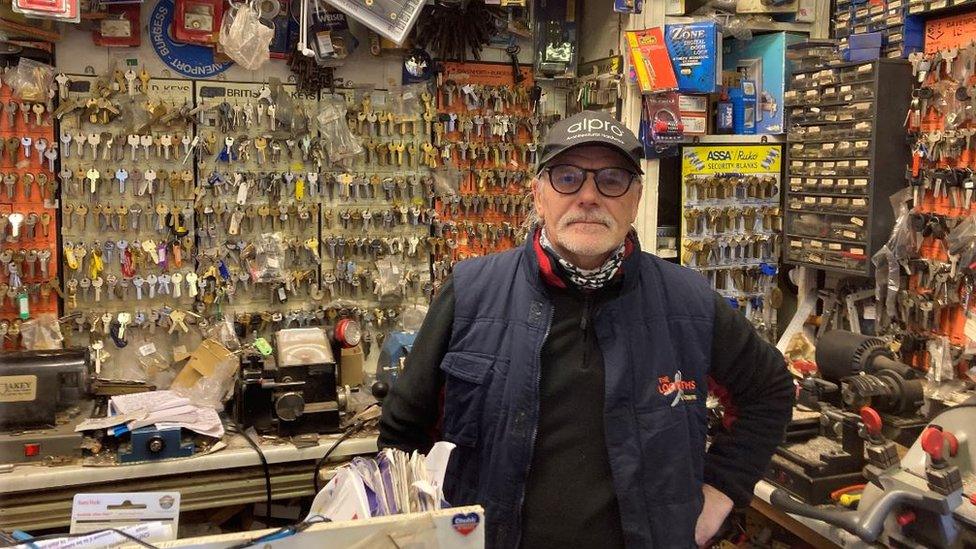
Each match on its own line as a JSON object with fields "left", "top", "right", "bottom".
{"left": 658, "top": 371, "right": 697, "bottom": 406}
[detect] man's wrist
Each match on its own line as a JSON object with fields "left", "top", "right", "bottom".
{"left": 703, "top": 483, "right": 734, "bottom": 510}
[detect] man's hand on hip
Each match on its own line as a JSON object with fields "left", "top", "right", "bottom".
{"left": 695, "top": 483, "right": 733, "bottom": 547}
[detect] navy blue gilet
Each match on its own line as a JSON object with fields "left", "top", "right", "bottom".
{"left": 440, "top": 234, "right": 716, "bottom": 548}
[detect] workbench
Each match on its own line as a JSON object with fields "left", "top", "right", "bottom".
{"left": 0, "top": 432, "right": 379, "bottom": 531}
{"left": 752, "top": 480, "right": 872, "bottom": 548}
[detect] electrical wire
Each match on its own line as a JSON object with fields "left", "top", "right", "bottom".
{"left": 829, "top": 483, "right": 866, "bottom": 501}
{"left": 311, "top": 421, "right": 368, "bottom": 493}
{"left": 222, "top": 514, "right": 330, "bottom": 549}
{"left": 226, "top": 416, "right": 273, "bottom": 525}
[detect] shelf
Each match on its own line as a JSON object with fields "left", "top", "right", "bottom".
{"left": 786, "top": 136, "right": 874, "bottom": 145}
{"left": 787, "top": 190, "right": 870, "bottom": 198}
{"left": 787, "top": 233, "right": 868, "bottom": 246}
{"left": 664, "top": 15, "right": 813, "bottom": 33}
{"left": 789, "top": 118, "right": 871, "bottom": 126}
{"left": 788, "top": 208, "right": 870, "bottom": 218}
{"left": 785, "top": 259, "right": 870, "bottom": 276}
{"left": 788, "top": 154, "right": 873, "bottom": 162}
{"left": 687, "top": 134, "right": 786, "bottom": 144}
{"left": 787, "top": 98, "right": 875, "bottom": 108}
{"left": 788, "top": 77, "right": 879, "bottom": 90}
{"left": 905, "top": 0, "right": 976, "bottom": 19}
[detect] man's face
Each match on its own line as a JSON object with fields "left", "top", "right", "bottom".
{"left": 532, "top": 145, "right": 642, "bottom": 266}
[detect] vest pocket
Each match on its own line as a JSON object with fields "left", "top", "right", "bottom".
{"left": 439, "top": 351, "right": 494, "bottom": 447}
{"left": 637, "top": 405, "right": 697, "bottom": 504}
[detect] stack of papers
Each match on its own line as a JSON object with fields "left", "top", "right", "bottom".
{"left": 76, "top": 391, "right": 224, "bottom": 439}
{"left": 308, "top": 442, "right": 455, "bottom": 522}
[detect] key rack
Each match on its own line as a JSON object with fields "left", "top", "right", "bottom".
{"left": 679, "top": 144, "right": 784, "bottom": 342}
{"left": 0, "top": 81, "right": 60, "bottom": 343}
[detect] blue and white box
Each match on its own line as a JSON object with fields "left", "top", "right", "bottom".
{"left": 665, "top": 21, "right": 723, "bottom": 93}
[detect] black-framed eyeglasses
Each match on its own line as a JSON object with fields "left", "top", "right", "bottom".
{"left": 543, "top": 164, "right": 639, "bottom": 198}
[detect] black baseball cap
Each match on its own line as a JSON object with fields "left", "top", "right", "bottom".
{"left": 537, "top": 110, "right": 644, "bottom": 174}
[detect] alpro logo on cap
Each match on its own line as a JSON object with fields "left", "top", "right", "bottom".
{"left": 567, "top": 117, "right": 625, "bottom": 137}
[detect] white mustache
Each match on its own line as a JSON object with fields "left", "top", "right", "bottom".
{"left": 558, "top": 211, "right": 616, "bottom": 230}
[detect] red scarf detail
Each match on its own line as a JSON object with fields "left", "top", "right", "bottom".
{"left": 533, "top": 228, "right": 635, "bottom": 289}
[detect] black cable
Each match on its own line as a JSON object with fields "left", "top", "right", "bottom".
{"left": 312, "top": 423, "right": 364, "bottom": 494}
{"left": 226, "top": 417, "right": 273, "bottom": 526}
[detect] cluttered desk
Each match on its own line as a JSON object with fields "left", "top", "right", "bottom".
{"left": 0, "top": 325, "right": 415, "bottom": 533}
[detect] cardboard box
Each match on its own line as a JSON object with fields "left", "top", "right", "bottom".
{"left": 722, "top": 32, "right": 804, "bottom": 134}
{"left": 664, "top": 21, "right": 722, "bottom": 93}
{"left": 171, "top": 338, "right": 235, "bottom": 389}
{"left": 339, "top": 345, "right": 365, "bottom": 386}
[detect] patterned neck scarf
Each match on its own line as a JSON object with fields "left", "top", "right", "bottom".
{"left": 537, "top": 228, "right": 628, "bottom": 290}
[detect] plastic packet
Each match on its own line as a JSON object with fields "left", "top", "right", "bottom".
{"left": 172, "top": 354, "right": 239, "bottom": 409}
{"left": 206, "top": 319, "right": 242, "bottom": 351}
{"left": 317, "top": 95, "right": 363, "bottom": 164}
{"left": 431, "top": 166, "right": 463, "bottom": 196}
{"left": 19, "top": 314, "right": 64, "bottom": 350}
{"left": 386, "top": 84, "right": 424, "bottom": 118}
{"left": 926, "top": 336, "right": 955, "bottom": 383}
{"left": 218, "top": 1, "right": 274, "bottom": 71}
{"left": 7, "top": 58, "right": 55, "bottom": 102}
{"left": 253, "top": 233, "right": 286, "bottom": 283}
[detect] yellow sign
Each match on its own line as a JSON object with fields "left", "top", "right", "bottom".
{"left": 682, "top": 145, "right": 782, "bottom": 175}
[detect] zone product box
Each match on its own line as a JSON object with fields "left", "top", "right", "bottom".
{"left": 723, "top": 32, "right": 804, "bottom": 135}
{"left": 664, "top": 21, "right": 722, "bottom": 93}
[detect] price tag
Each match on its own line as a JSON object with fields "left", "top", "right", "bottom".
{"left": 828, "top": 243, "right": 842, "bottom": 251}
{"left": 853, "top": 178, "right": 869, "bottom": 187}
{"left": 849, "top": 247, "right": 865, "bottom": 256}
{"left": 855, "top": 160, "right": 870, "bottom": 168}
{"left": 791, "top": 240, "right": 803, "bottom": 249}
{"left": 821, "top": 178, "right": 835, "bottom": 188}
{"left": 810, "top": 240, "right": 824, "bottom": 248}
{"left": 843, "top": 230, "right": 858, "bottom": 239}
{"left": 852, "top": 198, "right": 867, "bottom": 207}
{"left": 138, "top": 343, "right": 157, "bottom": 357}
{"left": 851, "top": 217, "right": 865, "bottom": 227}
{"left": 821, "top": 197, "right": 834, "bottom": 205}
{"left": 805, "top": 196, "right": 817, "bottom": 204}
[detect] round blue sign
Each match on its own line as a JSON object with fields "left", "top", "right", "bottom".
{"left": 149, "top": 0, "right": 232, "bottom": 78}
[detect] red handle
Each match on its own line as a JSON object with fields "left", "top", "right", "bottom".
{"left": 860, "top": 406, "right": 883, "bottom": 437}
{"left": 921, "top": 425, "right": 959, "bottom": 462}
{"left": 921, "top": 426, "right": 945, "bottom": 462}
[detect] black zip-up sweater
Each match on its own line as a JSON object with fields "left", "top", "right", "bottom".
{"left": 379, "top": 274, "right": 793, "bottom": 548}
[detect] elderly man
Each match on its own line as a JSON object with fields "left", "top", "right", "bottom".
{"left": 379, "top": 111, "right": 794, "bottom": 548}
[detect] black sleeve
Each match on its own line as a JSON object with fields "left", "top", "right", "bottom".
{"left": 704, "top": 292, "right": 795, "bottom": 507}
{"left": 377, "top": 276, "right": 454, "bottom": 454}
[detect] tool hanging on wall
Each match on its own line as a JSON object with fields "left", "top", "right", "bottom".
{"left": 413, "top": 0, "right": 498, "bottom": 62}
